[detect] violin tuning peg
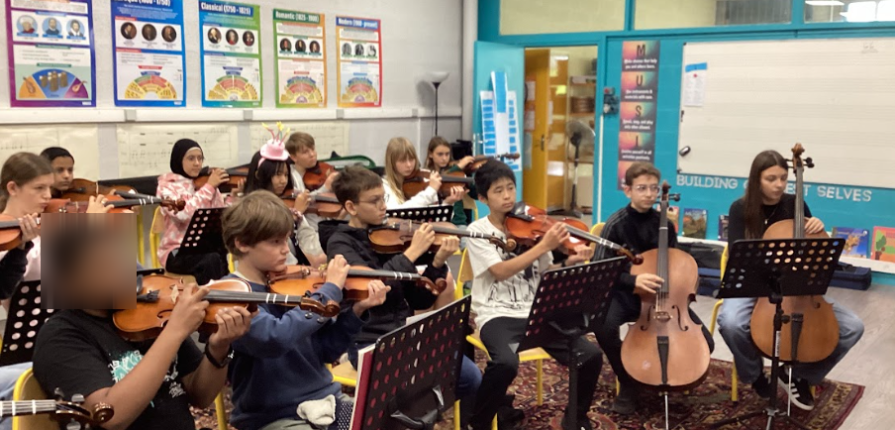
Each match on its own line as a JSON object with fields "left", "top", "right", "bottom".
{"left": 53, "top": 388, "right": 65, "bottom": 400}
{"left": 71, "top": 394, "right": 85, "bottom": 403}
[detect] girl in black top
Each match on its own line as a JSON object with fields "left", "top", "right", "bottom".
{"left": 727, "top": 150, "right": 824, "bottom": 242}
{"left": 718, "top": 150, "right": 863, "bottom": 412}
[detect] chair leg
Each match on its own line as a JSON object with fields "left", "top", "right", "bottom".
{"left": 215, "top": 391, "right": 228, "bottom": 428}
{"left": 615, "top": 377, "right": 620, "bottom": 395}
{"left": 492, "top": 416, "right": 497, "bottom": 430}
{"left": 731, "top": 362, "right": 739, "bottom": 402}
{"left": 710, "top": 300, "right": 723, "bottom": 335}
{"left": 536, "top": 359, "right": 544, "bottom": 406}
{"left": 454, "top": 400, "right": 461, "bottom": 430}
{"left": 136, "top": 211, "right": 145, "bottom": 266}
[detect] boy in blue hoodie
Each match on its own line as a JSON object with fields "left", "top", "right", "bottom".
{"left": 222, "top": 191, "right": 389, "bottom": 430}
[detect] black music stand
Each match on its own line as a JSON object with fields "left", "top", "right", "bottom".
{"left": 178, "top": 208, "right": 226, "bottom": 256}
{"left": 352, "top": 296, "right": 471, "bottom": 430}
{"left": 386, "top": 206, "right": 453, "bottom": 224}
{"left": 0, "top": 280, "right": 56, "bottom": 366}
{"left": 519, "top": 257, "right": 626, "bottom": 423}
{"left": 711, "top": 238, "right": 844, "bottom": 430}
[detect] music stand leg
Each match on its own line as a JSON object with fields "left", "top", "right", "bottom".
{"left": 549, "top": 314, "right": 589, "bottom": 427}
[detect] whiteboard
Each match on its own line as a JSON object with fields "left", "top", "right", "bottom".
{"left": 250, "top": 122, "right": 348, "bottom": 157}
{"left": 678, "top": 38, "right": 895, "bottom": 189}
{"left": 0, "top": 125, "right": 100, "bottom": 180}
{"left": 116, "top": 124, "right": 239, "bottom": 177}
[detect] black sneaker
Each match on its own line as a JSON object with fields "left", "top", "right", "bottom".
{"left": 751, "top": 373, "right": 774, "bottom": 399}
{"left": 778, "top": 368, "right": 815, "bottom": 411}
{"left": 496, "top": 406, "right": 524, "bottom": 430}
{"left": 611, "top": 385, "right": 639, "bottom": 415}
{"left": 561, "top": 412, "right": 593, "bottom": 430}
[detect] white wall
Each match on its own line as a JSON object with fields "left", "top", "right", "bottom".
{"left": 0, "top": 0, "right": 464, "bottom": 177}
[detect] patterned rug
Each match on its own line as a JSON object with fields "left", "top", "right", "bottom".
{"left": 193, "top": 355, "right": 862, "bottom": 430}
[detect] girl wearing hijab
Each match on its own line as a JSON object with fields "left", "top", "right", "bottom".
{"left": 155, "top": 139, "right": 231, "bottom": 284}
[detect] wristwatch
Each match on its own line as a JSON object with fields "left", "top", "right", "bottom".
{"left": 205, "top": 344, "right": 234, "bottom": 369}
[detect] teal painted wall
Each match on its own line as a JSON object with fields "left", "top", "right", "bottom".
{"left": 477, "top": 0, "right": 895, "bottom": 285}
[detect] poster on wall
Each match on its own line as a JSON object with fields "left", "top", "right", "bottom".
{"left": 112, "top": 0, "right": 186, "bottom": 107}
{"left": 479, "top": 71, "right": 521, "bottom": 173}
{"left": 335, "top": 16, "right": 381, "bottom": 107}
{"left": 618, "top": 40, "right": 660, "bottom": 189}
{"left": 198, "top": 0, "right": 261, "bottom": 108}
{"left": 5, "top": 0, "right": 96, "bottom": 107}
{"left": 273, "top": 9, "right": 326, "bottom": 108}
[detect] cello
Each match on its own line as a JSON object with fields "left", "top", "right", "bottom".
{"left": 620, "top": 183, "right": 710, "bottom": 398}
{"left": 750, "top": 144, "right": 839, "bottom": 363}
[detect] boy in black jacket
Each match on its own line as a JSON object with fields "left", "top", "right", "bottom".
{"left": 591, "top": 162, "right": 713, "bottom": 415}
{"left": 321, "top": 166, "right": 482, "bottom": 426}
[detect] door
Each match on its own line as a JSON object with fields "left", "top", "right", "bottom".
{"left": 473, "top": 41, "right": 524, "bottom": 217}
{"left": 523, "top": 49, "right": 550, "bottom": 210}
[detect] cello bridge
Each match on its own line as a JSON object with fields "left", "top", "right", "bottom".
{"left": 654, "top": 311, "right": 671, "bottom": 323}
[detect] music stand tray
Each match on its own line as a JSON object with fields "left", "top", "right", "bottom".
{"left": 0, "top": 280, "right": 56, "bottom": 366}
{"left": 352, "top": 296, "right": 471, "bottom": 430}
{"left": 386, "top": 206, "right": 453, "bottom": 224}
{"left": 712, "top": 238, "right": 844, "bottom": 430}
{"left": 519, "top": 257, "right": 626, "bottom": 422}
{"left": 178, "top": 208, "right": 225, "bottom": 255}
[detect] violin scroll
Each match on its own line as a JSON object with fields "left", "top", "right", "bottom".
{"left": 417, "top": 277, "right": 447, "bottom": 294}
{"left": 298, "top": 295, "right": 341, "bottom": 318}
{"left": 489, "top": 235, "right": 517, "bottom": 252}
{"left": 616, "top": 248, "right": 644, "bottom": 265}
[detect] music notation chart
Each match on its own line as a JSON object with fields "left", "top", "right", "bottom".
{"left": 250, "top": 121, "right": 349, "bottom": 158}
{"left": 116, "top": 124, "right": 239, "bottom": 177}
{"left": 0, "top": 125, "right": 100, "bottom": 179}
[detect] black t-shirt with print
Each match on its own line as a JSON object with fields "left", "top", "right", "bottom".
{"left": 33, "top": 310, "right": 203, "bottom": 430}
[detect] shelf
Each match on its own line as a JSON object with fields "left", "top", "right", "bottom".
{"left": 569, "top": 83, "right": 596, "bottom": 88}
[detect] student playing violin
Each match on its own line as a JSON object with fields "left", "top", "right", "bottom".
{"left": 319, "top": 166, "right": 482, "bottom": 428}
{"left": 285, "top": 131, "right": 339, "bottom": 230}
{"left": 32, "top": 218, "right": 252, "bottom": 430}
{"left": 718, "top": 150, "right": 863, "bottom": 411}
{"left": 590, "top": 162, "right": 713, "bottom": 415}
{"left": 242, "top": 139, "right": 326, "bottom": 267}
{"left": 222, "top": 191, "right": 388, "bottom": 430}
{"left": 383, "top": 137, "right": 466, "bottom": 209}
{"left": 39, "top": 147, "right": 74, "bottom": 198}
{"left": 465, "top": 161, "right": 599, "bottom": 430}
{"left": 425, "top": 136, "right": 476, "bottom": 229}
{"left": 156, "top": 139, "right": 239, "bottom": 284}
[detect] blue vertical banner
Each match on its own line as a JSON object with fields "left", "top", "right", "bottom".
{"left": 112, "top": 0, "right": 186, "bottom": 107}
{"left": 198, "top": 0, "right": 262, "bottom": 108}
{"left": 480, "top": 71, "right": 521, "bottom": 173}
{"left": 5, "top": 0, "right": 96, "bottom": 107}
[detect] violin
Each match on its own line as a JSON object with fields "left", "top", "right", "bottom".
{"left": 504, "top": 203, "right": 641, "bottom": 263}
{"left": 192, "top": 166, "right": 248, "bottom": 192}
{"left": 267, "top": 265, "right": 447, "bottom": 299}
{"left": 751, "top": 144, "right": 839, "bottom": 363}
{"left": 114, "top": 274, "right": 339, "bottom": 342}
{"left": 458, "top": 153, "right": 521, "bottom": 175}
{"left": 0, "top": 214, "right": 41, "bottom": 251}
{"left": 60, "top": 178, "right": 137, "bottom": 201}
{"left": 620, "top": 182, "right": 710, "bottom": 394}
{"left": 45, "top": 195, "right": 186, "bottom": 214}
{"left": 401, "top": 169, "right": 474, "bottom": 200}
{"left": 302, "top": 161, "right": 337, "bottom": 191}
{"left": 0, "top": 396, "right": 113, "bottom": 428}
{"left": 369, "top": 218, "right": 516, "bottom": 254}
{"left": 280, "top": 191, "right": 343, "bottom": 219}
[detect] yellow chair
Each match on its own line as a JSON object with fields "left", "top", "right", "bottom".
{"left": 709, "top": 246, "right": 739, "bottom": 401}
{"left": 12, "top": 368, "right": 56, "bottom": 430}
{"left": 136, "top": 209, "right": 145, "bottom": 267}
{"left": 329, "top": 362, "right": 464, "bottom": 430}
{"left": 214, "top": 391, "right": 228, "bottom": 429}
{"left": 150, "top": 206, "right": 164, "bottom": 269}
{"left": 589, "top": 222, "right": 604, "bottom": 237}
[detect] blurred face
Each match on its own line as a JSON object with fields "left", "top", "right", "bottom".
{"left": 238, "top": 236, "right": 290, "bottom": 274}
{"left": 760, "top": 165, "right": 788, "bottom": 204}
{"left": 181, "top": 148, "right": 204, "bottom": 178}
{"left": 23, "top": 21, "right": 33, "bottom": 31}
{"left": 347, "top": 187, "right": 387, "bottom": 226}
{"left": 5, "top": 173, "right": 54, "bottom": 214}
{"left": 482, "top": 177, "right": 516, "bottom": 214}
{"left": 49, "top": 19, "right": 57, "bottom": 29}
{"left": 292, "top": 146, "right": 317, "bottom": 169}
{"left": 395, "top": 155, "right": 417, "bottom": 178}
{"left": 50, "top": 156, "right": 74, "bottom": 191}
{"left": 66, "top": 234, "right": 133, "bottom": 309}
{"left": 72, "top": 22, "right": 80, "bottom": 32}
{"left": 430, "top": 145, "right": 451, "bottom": 170}
{"left": 624, "top": 174, "right": 659, "bottom": 213}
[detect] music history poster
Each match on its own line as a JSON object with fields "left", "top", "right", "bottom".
{"left": 112, "top": 0, "right": 187, "bottom": 107}
{"left": 5, "top": 0, "right": 96, "bottom": 107}
{"left": 618, "top": 40, "right": 660, "bottom": 189}
{"left": 273, "top": 8, "right": 326, "bottom": 108}
{"left": 336, "top": 16, "right": 382, "bottom": 107}
{"left": 198, "top": 0, "right": 262, "bottom": 108}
